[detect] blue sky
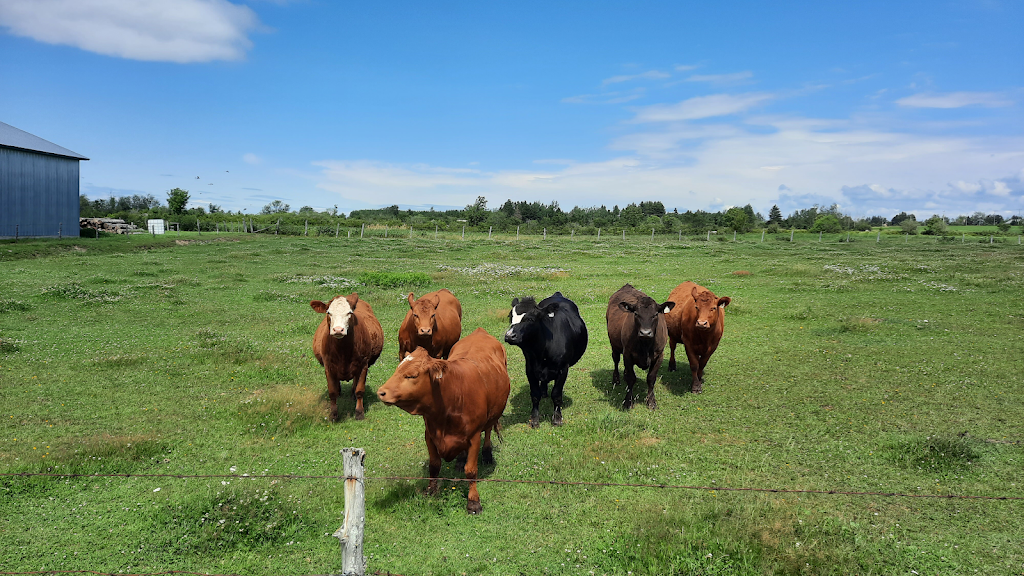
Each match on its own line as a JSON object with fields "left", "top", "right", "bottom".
{"left": 2, "top": 0, "right": 1022, "bottom": 218}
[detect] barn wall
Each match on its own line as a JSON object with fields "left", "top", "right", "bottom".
{"left": 0, "top": 147, "right": 81, "bottom": 238}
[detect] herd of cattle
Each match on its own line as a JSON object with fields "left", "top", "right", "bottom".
{"left": 309, "top": 282, "right": 731, "bottom": 514}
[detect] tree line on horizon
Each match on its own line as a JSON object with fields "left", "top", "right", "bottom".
{"left": 79, "top": 189, "right": 1022, "bottom": 236}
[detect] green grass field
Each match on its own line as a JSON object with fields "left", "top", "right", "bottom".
{"left": 2, "top": 232, "right": 1022, "bottom": 575}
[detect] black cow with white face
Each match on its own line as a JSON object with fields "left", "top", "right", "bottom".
{"left": 606, "top": 284, "right": 675, "bottom": 410}
{"left": 505, "top": 292, "right": 588, "bottom": 428}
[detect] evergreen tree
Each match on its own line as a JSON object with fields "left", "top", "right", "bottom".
{"left": 768, "top": 204, "right": 782, "bottom": 224}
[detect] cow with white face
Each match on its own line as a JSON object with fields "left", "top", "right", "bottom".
{"left": 310, "top": 293, "right": 384, "bottom": 421}
{"left": 505, "top": 292, "right": 588, "bottom": 427}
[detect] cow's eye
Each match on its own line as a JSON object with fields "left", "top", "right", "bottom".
{"left": 404, "top": 373, "right": 416, "bottom": 379}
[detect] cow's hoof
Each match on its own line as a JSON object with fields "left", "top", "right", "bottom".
{"left": 551, "top": 412, "right": 563, "bottom": 426}
{"left": 668, "top": 361, "right": 676, "bottom": 372}
{"left": 529, "top": 417, "right": 540, "bottom": 429}
{"left": 646, "top": 397, "right": 657, "bottom": 411}
{"left": 354, "top": 411, "right": 365, "bottom": 421}
{"left": 622, "top": 399, "right": 633, "bottom": 411}
{"left": 481, "top": 446, "right": 494, "bottom": 466}
{"left": 467, "top": 500, "right": 482, "bottom": 515}
{"left": 329, "top": 411, "right": 340, "bottom": 423}
{"left": 426, "top": 481, "right": 439, "bottom": 496}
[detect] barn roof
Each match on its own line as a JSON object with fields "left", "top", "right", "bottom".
{"left": 0, "top": 121, "right": 89, "bottom": 160}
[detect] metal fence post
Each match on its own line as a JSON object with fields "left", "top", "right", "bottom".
{"left": 59, "top": 222, "right": 62, "bottom": 239}
{"left": 334, "top": 447, "right": 366, "bottom": 576}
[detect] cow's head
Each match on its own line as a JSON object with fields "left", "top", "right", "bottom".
{"left": 619, "top": 296, "right": 674, "bottom": 340}
{"left": 408, "top": 292, "right": 441, "bottom": 338}
{"left": 691, "top": 286, "right": 730, "bottom": 331}
{"left": 377, "top": 347, "right": 443, "bottom": 415}
{"left": 310, "top": 293, "right": 360, "bottom": 338}
{"left": 505, "top": 296, "right": 558, "bottom": 346}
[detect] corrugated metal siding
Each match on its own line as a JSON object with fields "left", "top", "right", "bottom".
{"left": 0, "top": 146, "right": 81, "bottom": 238}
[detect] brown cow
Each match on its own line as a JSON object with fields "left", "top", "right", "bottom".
{"left": 398, "top": 289, "right": 463, "bottom": 360}
{"left": 666, "top": 281, "right": 731, "bottom": 393}
{"left": 377, "top": 328, "right": 510, "bottom": 514}
{"left": 606, "top": 284, "right": 675, "bottom": 410}
{"left": 310, "top": 293, "right": 384, "bottom": 421}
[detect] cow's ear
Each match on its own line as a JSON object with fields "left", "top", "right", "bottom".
{"left": 428, "top": 359, "right": 445, "bottom": 384}
{"left": 428, "top": 294, "right": 441, "bottom": 308}
{"left": 543, "top": 302, "right": 560, "bottom": 318}
{"left": 346, "top": 293, "right": 359, "bottom": 310}
{"left": 310, "top": 300, "right": 328, "bottom": 314}
{"left": 717, "top": 296, "right": 731, "bottom": 308}
{"left": 690, "top": 286, "right": 701, "bottom": 301}
{"left": 552, "top": 291, "right": 563, "bottom": 298}
{"left": 408, "top": 292, "right": 416, "bottom": 308}
{"left": 618, "top": 301, "right": 635, "bottom": 313}
{"left": 660, "top": 301, "right": 676, "bottom": 314}
{"left": 511, "top": 297, "right": 519, "bottom": 308}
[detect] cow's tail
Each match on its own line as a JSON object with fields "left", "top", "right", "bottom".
{"left": 492, "top": 421, "right": 504, "bottom": 444}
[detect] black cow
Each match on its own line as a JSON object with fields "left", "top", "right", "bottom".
{"left": 606, "top": 284, "right": 675, "bottom": 410}
{"left": 505, "top": 292, "right": 588, "bottom": 428}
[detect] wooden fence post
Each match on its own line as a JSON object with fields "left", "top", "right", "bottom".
{"left": 462, "top": 226, "right": 465, "bottom": 240}
{"left": 360, "top": 223, "right": 364, "bottom": 239}
{"left": 334, "top": 447, "right": 366, "bottom": 576}
{"left": 544, "top": 228, "right": 547, "bottom": 240}
{"left": 385, "top": 225, "right": 388, "bottom": 238}
{"left": 336, "top": 223, "right": 340, "bottom": 238}
{"left": 761, "top": 229, "right": 765, "bottom": 242}
{"left": 597, "top": 228, "right": 600, "bottom": 239}
{"left": 790, "top": 229, "right": 794, "bottom": 242}
{"left": 735, "top": 230, "right": 737, "bottom": 241}
{"left": 679, "top": 230, "right": 682, "bottom": 241}
{"left": 571, "top": 229, "right": 574, "bottom": 238}
{"left": 197, "top": 219, "right": 201, "bottom": 236}
{"left": 435, "top": 224, "right": 438, "bottom": 240}
{"left": 517, "top": 226, "right": 520, "bottom": 240}
{"left": 877, "top": 231, "right": 880, "bottom": 243}
{"left": 651, "top": 228, "right": 655, "bottom": 241}
{"left": 489, "top": 226, "right": 492, "bottom": 239}
{"left": 58, "top": 222, "right": 62, "bottom": 239}
{"left": 14, "top": 224, "right": 18, "bottom": 241}
{"left": 410, "top": 226, "right": 413, "bottom": 239}
{"left": 305, "top": 220, "right": 309, "bottom": 236}
{"left": 622, "top": 230, "right": 625, "bottom": 240}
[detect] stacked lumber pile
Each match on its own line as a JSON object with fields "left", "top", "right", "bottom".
{"left": 79, "top": 218, "right": 140, "bottom": 234}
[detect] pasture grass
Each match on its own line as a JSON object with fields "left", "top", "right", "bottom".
{"left": 1, "top": 232, "right": 1022, "bottom": 575}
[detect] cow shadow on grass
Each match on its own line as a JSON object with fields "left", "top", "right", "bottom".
{"left": 372, "top": 451, "right": 501, "bottom": 511}
{"left": 502, "top": 382, "right": 574, "bottom": 427}
{"left": 588, "top": 365, "right": 696, "bottom": 410}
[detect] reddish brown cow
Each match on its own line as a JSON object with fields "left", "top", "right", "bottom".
{"left": 398, "top": 289, "right": 463, "bottom": 360}
{"left": 377, "top": 328, "right": 510, "bottom": 514}
{"left": 310, "top": 293, "right": 384, "bottom": 421}
{"left": 665, "top": 281, "right": 731, "bottom": 393}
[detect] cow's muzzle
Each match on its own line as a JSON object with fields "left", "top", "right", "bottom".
{"left": 417, "top": 328, "right": 433, "bottom": 337}
{"left": 638, "top": 328, "right": 655, "bottom": 339}
{"left": 695, "top": 321, "right": 711, "bottom": 330}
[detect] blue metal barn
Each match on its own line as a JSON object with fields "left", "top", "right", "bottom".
{"left": 0, "top": 121, "right": 89, "bottom": 239}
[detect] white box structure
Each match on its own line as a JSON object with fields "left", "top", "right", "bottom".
{"left": 147, "top": 219, "right": 167, "bottom": 234}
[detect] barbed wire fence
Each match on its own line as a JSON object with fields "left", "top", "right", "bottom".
{"left": 4, "top": 447, "right": 1022, "bottom": 576}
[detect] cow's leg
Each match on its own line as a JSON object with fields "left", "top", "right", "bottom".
{"left": 425, "top": 429, "right": 441, "bottom": 496}
{"left": 551, "top": 367, "right": 569, "bottom": 426}
{"left": 353, "top": 364, "right": 368, "bottom": 420}
{"left": 685, "top": 345, "right": 703, "bottom": 393}
{"left": 668, "top": 337, "right": 678, "bottom": 372}
{"left": 528, "top": 374, "right": 542, "bottom": 429}
{"left": 645, "top": 355, "right": 662, "bottom": 410}
{"left": 325, "top": 368, "right": 341, "bottom": 422}
{"left": 611, "top": 350, "right": 621, "bottom": 387}
{"left": 464, "top": 432, "right": 483, "bottom": 514}
{"left": 622, "top": 359, "right": 637, "bottom": 410}
{"left": 481, "top": 428, "right": 495, "bottom": 465}
{"left": 698, "top": 341, "right": 719, "bottom": 386}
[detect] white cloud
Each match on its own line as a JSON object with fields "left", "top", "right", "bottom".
{"left": 242, "top": 153, "right": 262, "bottom": 165}
{"left": 0, "top": 0, "right": 260, "bottom": 63}
{"left": 601, "top": 70, "right": 670, "bottom": 86}
{"left": 562, "top": 88, "right": 645, "bottom": 105}
{"left": 632, "top": 93, "right": 773, "bottom": 122}
{"left": 896, "top": 91, "right": 1014, "bottom": 108}
{"left": 684, "top": 71, "right": 753, "bottom": 85}
{"left": 674, "top": 64, "right": 699, "bottom": 71}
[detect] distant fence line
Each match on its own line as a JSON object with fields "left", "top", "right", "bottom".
{"left": 15, "top": 221, "right": 1021, "bottom": 245}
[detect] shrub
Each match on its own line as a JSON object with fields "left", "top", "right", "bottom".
{"left": 997, "top": 221, "right": 1011, "bottom": 233}
{"left": 900, "top": 220, "right": 919, "bottom": 235}
{"left": 810, "top": 214, "right": 842, "bottom": 234}
{"left": 766, "top": 223, "right": 780, "bottom": 234}
{"left": 922, "top": 216, "right": 948, "bottom": 236}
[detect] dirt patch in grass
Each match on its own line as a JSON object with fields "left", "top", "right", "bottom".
{"left": 241, "top": 385, "right": 326, "bottom": 435}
